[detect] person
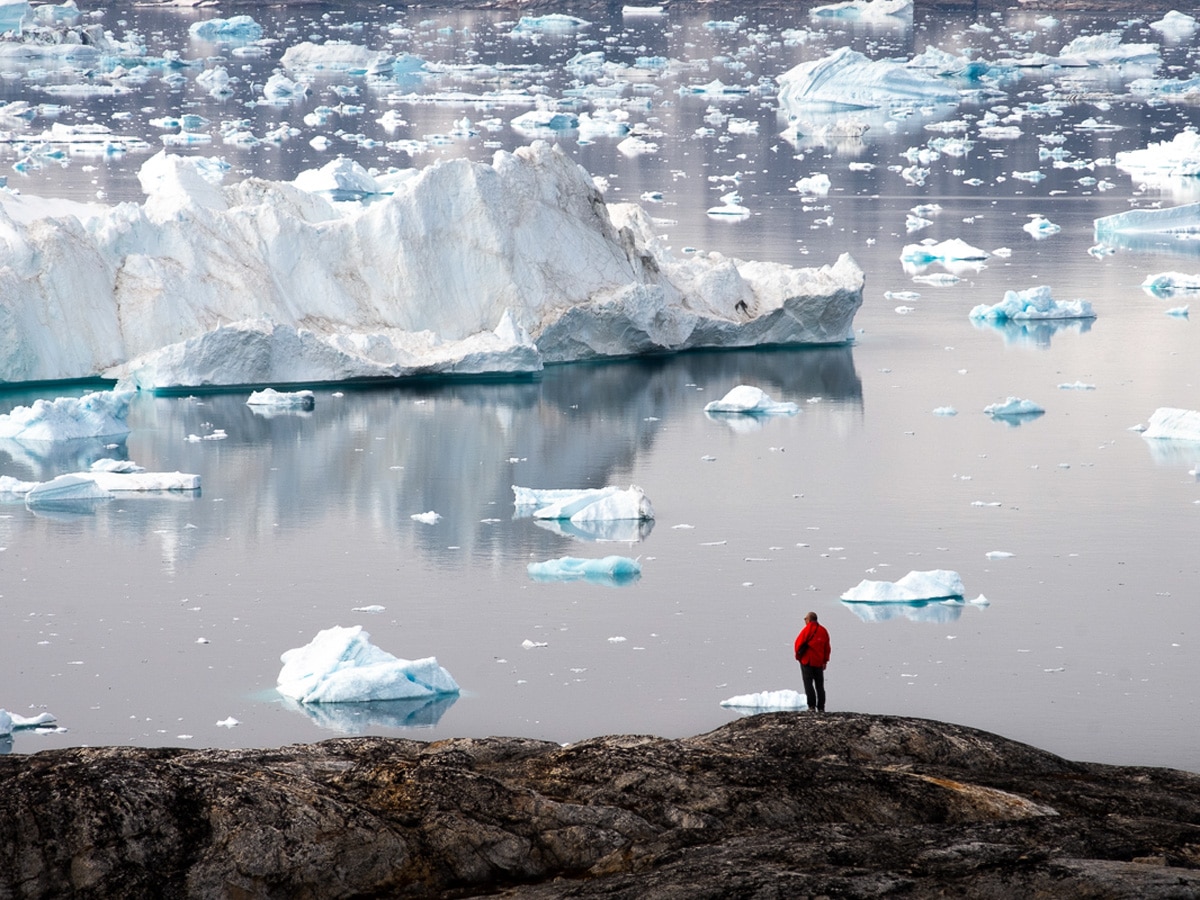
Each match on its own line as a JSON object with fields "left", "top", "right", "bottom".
{"left": 794, "top": 611, "right": 831, "bottom": 712}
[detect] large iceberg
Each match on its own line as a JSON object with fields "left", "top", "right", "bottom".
{"left": 1142, "top": 408, "right": 1200, "bottom": 442}
{"left": 0, "top": 143, "right": 863, "bottom": 390}
{"left": 841, "top": 569, "right": 965, "bottom": 602}
{"left": 513, "top": 485, "right": 655, "bottom": 522}
{"left": 276, "top": 625, "right": 460, "bottom": 704}
{"left": 0, "top": 391, "right": 132, "bottom": 440}
{"left": 1115, "top": 132, "right": 1200, "bottom": 183}
{"left": 778, "top": 47, "right": 960, "bottom": 111}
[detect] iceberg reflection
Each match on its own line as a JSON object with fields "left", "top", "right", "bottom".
{"left": 279, "top": 694, "right": 459, "bottom": 734}
{"left": 841, "top": 599, "right": 966, "bottom": 624}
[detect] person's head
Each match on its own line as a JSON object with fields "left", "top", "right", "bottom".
{"left": 804, "top": 611, "right": 818, "bottom": 624}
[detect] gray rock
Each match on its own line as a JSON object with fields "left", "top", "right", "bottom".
{"left": 1, "top": 713, "right": 1198, "bottom": 898}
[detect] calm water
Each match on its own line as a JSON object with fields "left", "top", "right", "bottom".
{"left": 1, "top": 2, "right": 1198, "bottom": 770}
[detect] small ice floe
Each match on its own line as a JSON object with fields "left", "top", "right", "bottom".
{"left": 511, "top": 109, "right": 579, "bottom": 136}
{"left": 719, "top": 689, "right": 807, "bottom": 711}
{"left": 1023, "top": 215, "right": 1061, "bottom": 239}
{"left": 25, "top": 474, "right": 113, "bottom": 510}
{"left": 984, "top": 397, "right": 1045, "bottom": 419}
{"left": 189, "top": 16, "right": 263, "bottom": 42}
{"left": 215, "top": 717, "right": 239, "bottom": 728}
{"left": 352, "top": 605, "right": 386, "bottom": 613}
{"left": 707, "top": 191, "right": 750, "bottom": 220}
{"left": 513, "top": 485, "right": 654, "bottom": 523}
{"left": 1141, "top": 407, "right": 1200, "bottom": 442}
{"left": 841, "top": 569, "right": 965, "bottom": 602}
{"left": 0, "top": 390, "right": 132, "bottom": 441}
{"left": 1058, "top": 381, "right": 1096, "bottom": 390}
{"left": 1166, "top": 306, "right": 1190, "bottom": 317}
{"left": 969, "top": 285, "right": 1095, "bottom": 322}
{"left": 932, "top": 406, "right": 958, "bottom": 416}
{"left": 900, "top": 238, "right": 988, "bottom": 276}
{"left": 703, "top": 385, "right": 799, "bottom": 416}
{"left": 985, "top": 550, "right": 1015, "bottom": 559}
{"left": 410, "top": 511, "right": 441, "bottom": 525}
{"left": 527, "top": 555, "right": 642, "bottom": 586}
{"left": 1150, "top": 10, "right": 1198, "bottom": 39}
{"left": 795, "top": 173, "right": 831, "bottom": 196}
{"left": 521, "top": 639, "right": 548, "bottom": 649}
{"left": 0, "top": 709, "right": 58, "bottom": 736}
{"left": 622, "top": 4, "right": 665, "bottom": 15}
{"left": 511, "top": 13, "right": 590, "bottom": 34}
{"left": 617, "top": 135, "right": 658, "bottom": 157}
{"left": 276, "top": 625, "right": 459, "bottom": 704}
{"left": 1141, "top": 271, "right": 1200, "bottom": 298}
{"left": 246, "top": 388, "right": 315, "bottom": 410}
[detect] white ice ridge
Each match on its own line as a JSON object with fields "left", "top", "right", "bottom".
{"left": 719, "top": 689, "right": 808, "bottom": 710}
{"left": 513, "top": 485, "right": 655, "bottom": 522}
{"left": 703, "top": 384, "right": 799, "bottom": 416}
{"left": 0, "top": 709, "right": 57, "bottom": 736}
{"left": 276, "top": 625, "right": 460, "bottom": 704}
{"left": 0, "top": 390, "right": 132, "bottom": 440}
{"left": 969, "top": 286, "right": 1096, "bottom": 322}
{"left": 527, "top": 555, "right": 642, "bottom": 585}
{"left": 841, "top": 569, "right": 966, "bottom": 602}
{"left": 777, "top": 47, "right": 960, "bottom": 111}
{"left": 1142, "top": 408, "right": 1200, "bottom": 442}
{"left": 0, "top": 142, "right": 864, "bottom": 390}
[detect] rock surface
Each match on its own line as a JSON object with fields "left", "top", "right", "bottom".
{"left": 1, "top": 712, "right": 1198, "bottom": 898}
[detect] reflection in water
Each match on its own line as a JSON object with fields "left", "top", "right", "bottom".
{"left": 1142, "top": 437, "right": 1200, "bottom": 469}
{"left": 970, "top": 317, "right": 1094, "bottom": 349}
{"left": 280, "top": 694, "right": 459, "bottom": 734}
{"left": 0, "top": 436, "right": 130, "bottom": 481}
{"left": 531, "top": 517, "right": 655, "bottom": 544}
{"left": 841, "top": 600, "right": 978, "bottom": 624}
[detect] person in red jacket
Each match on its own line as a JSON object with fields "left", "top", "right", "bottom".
{"left": 794, "top": 611, "right": 831, "bottom": 712}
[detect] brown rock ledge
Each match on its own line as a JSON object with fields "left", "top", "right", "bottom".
{"left": 1, "top": 712, "right": 1198, "bottom": 898}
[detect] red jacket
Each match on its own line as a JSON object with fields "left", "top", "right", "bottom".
{"left": 794, "top": 622, "right": 831, "bottom": 669}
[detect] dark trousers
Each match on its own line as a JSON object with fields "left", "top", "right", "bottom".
{"left": 801, "top": 664, "right": 825, "bottom": 711}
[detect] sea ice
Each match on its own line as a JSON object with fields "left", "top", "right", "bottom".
{"left": 527, "top": 555, "right": 642, "bottom": 586}
{"left": 0, "top": 391, "right": 132, "bottom": 441}
{"left": 1142, "top": 407, "right": 1200, "bottom": 442}
{"left": 513, "top": 485, "right": 655, "bottom": 523}
{"left": 984, "top": 397, "right": 1045, "bottom": 418}
{"left": 703, "top": 385, "right": 799, "bottom": 416}
{"left": 719, "top": 689, "right": 807, "bottom": 711}
{"left": 969, "top": 286, "right": 1095, "bottom": 321}
{"left": 841, "top": 569, "right": 965, "bottom": 602}
{"left": 3, "top": 143, "right": 863, "bottom": 389}
{"left": 276, "top": 625, "right": 459, "bottom": 704}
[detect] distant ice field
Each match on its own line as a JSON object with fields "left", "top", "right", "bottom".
{"left": 0, "top": 1, "right": 1198, "bottom": 770}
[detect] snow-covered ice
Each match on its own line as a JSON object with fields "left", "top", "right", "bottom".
{"left": 1, "top": 143, "right": 863, "bottom": 390}
{"left": 527, "top": 555, "right": 642, "bottom": 585}
{"left": 703, "top": 385, "right": 799, "bottom": 416}
{"left": 719, "top": 689, "right": 807, "bottom": 711}
{"left": 969, "top": 286, "right": 1095, "bottom": 322}
{"left": 276, "top": 625, "right": 459, "bottom": 704}
{"left": 841, "top": 569, "right": 966, "bottom": 602}
{"left": 0, "top": 391, "right": 132, "bottom": 441}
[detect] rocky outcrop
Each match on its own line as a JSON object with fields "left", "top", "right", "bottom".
{"left": 1, "top": 712, "right": 1198, "bottom": 898}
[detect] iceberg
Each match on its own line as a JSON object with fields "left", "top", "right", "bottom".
{"left": 810, "top": 0, "right": 912, "bottom": 21}
{"left": 276, "top": 625, "right": 460, "bottom": 704}
{"left": 1142, "top": 408, "right": 1200, "bottom": 442}
{"left": 1055, "top": 33, "right": 1159, "bottom": 68}
{"left": 280, "top": 42, "right": 393, "bottom": 74}
{"left": 969, "top": 286, "right": 1095, "bottom": 322}
{"left": 247, "top": 388, "right": 315, "bottom": 409}
{"left": 719, "top": 690, "right": 807, "bottom": 711}
{"left": 0, "top": 391, "right": 132, "bottom": 441}
{"left": 778, "top": 47, "right": 960, "bottom": 111}
{"left": 24, "top": 473, "right": 113, "bottom": 508}
{"left": 703, "top": 385, "right": 799, "bottom": 416}
{"left": 1, "top": 143, "right": 863, "bottom": 390}
{"left": 513, "top": 485, "right": 655, "bottom": 523}
{"left": 841, "top": 569, "right": 965, "bottom": 602}
{"left": 188, "top": 16, "right": 263, "bottom": 43}
{"left": 0, "top": 1, "right": 30, "bottom": 36}
{"left": 1142, "top": 272, "right": 1200, "bottom": 297}
{"left": 1115, "top": 131, "right": 1200, "bottom": 181}
{"left": 512, "top": 14, "right": 590, "bottom": 34}
{"left": 901, "top": 238, "right": 988, "bottom": 265}
{"left": 0, "top": 709, "right": 57, "bottom": 735}
{"left": 527, "top": 555, "right": 642, "bottom": 586}
{"left": 1150, "top": 10, "right": 1198, "bottom": 39}
{"left": 984, "top": 397, "right": 1045, "bottom": 418}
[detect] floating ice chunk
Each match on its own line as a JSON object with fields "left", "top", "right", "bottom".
{"left": 512, "top": 14, "right": 589, "bottom": 34}
{"left": 514, "top": 485, "right": 654, "bottom": 522}
{"left": 280, "top": 41, "right": 393, "bottom": 74}
{"left": 1094, "top": 201, "right": 1200, "bottom": 240}
{"left": 294, "top": 158, "right": 385, "bottom": 199}
{"left": 1166, "top": 306, "right": 1190, "bottom": 317}
{"left": 276, "top": 625, "right": 459, "bottom": 704}
{"left": 263, "top": 73, "right": 308, "bottom": 102}
{"left": 0, "top": 0, "right": 29, "bottom": 36}
{"left": 1142, "top": 407, "right": 1200, "bottom": 441}
{"left": 985, "top": 550, "right": 1015, "bottom": 559}
{"left": 1142, "top": 271, "right": 1200, "bottom": 297}
{"left": 216, "top": 717, "right": 239, "bottom": 728}
{"left": 527, "top": 555, "right": 642, "bottom": 586}
{"left": 706, "top": 192, "right": 750, "bottom": 220}
{"left": 720, "top": 689, "right": 807, "bottom": 711}
{"left": 900, "top": 238, "right": 988, "bottom": 270}
{"left": 1023, "top": 215, "right": 1060, "bottom": 238}
{"left": 189, "top": 16, "right": 263, "bottom": 43}
{"left": 0, "top": 709, "right": 57, "bottom": 735}
{"left": 86, "top": 470, "right": 200, "bottom": 492}
{"left": 841, "top": 569, "right": 965, "bottom": 602}
{"left": 969, "top": 285, "right": 1095, "bottom": 321}
{"left": 778, "top": 47, "right": 960, "bottom": 111}
{"left": 247, "top": 388, "right": 315, "bottom": 409}
{"left": 932, "top": 406, "right": 958, "bottom": 416}
{"left": 984, "top": 397, "right": 1045, "bottom": 418}
{"left": 811, "top": 0, "right": 911, "bottom": 20}
{"left": 617, "top": 135, "right": 658, "bottom": 157}
{"left": 1058, "top": 381, "right": 1095, "bottom": 391}
{"left": 1150, "top": 10, "right": 1198, "bottom": 39}
{"left": 704, "top": 385, "right": 799, "bottom": 416}
{"left": 1116, "top": 131, "right": 1200, "bottom": 184}
{"left": 622, "top": 4, "right": 664, "bottom": 15}
{"left": 1056, "top": 32, "right": 1159, "bottom": 68}
{"left": 411, "top": 511, "right": 441, "bottom": 525}
{"left": 521, "top": 639, "right": 548, "bottom": 649}
{"left": 0, "top": 391, "right": 132, "bottom": 441}
{"left": 795, "top": 174, "right": 831, "bottom": 196}
{"left": 25, "top": 474, "right": 112, "bottom": 507}
{"left": 511, "top": 109, "right": 579, "bottom": 135}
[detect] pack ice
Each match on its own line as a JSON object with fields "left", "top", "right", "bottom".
{"left": 0, "top": 143, "right": 863, "bottom": 390}
{"left": 276, "top": 625, "right": 460, "bottom": 704}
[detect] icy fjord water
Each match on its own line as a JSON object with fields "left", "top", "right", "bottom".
{"left": 2, "top": 2, "right": 1199, "bottom": 770}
